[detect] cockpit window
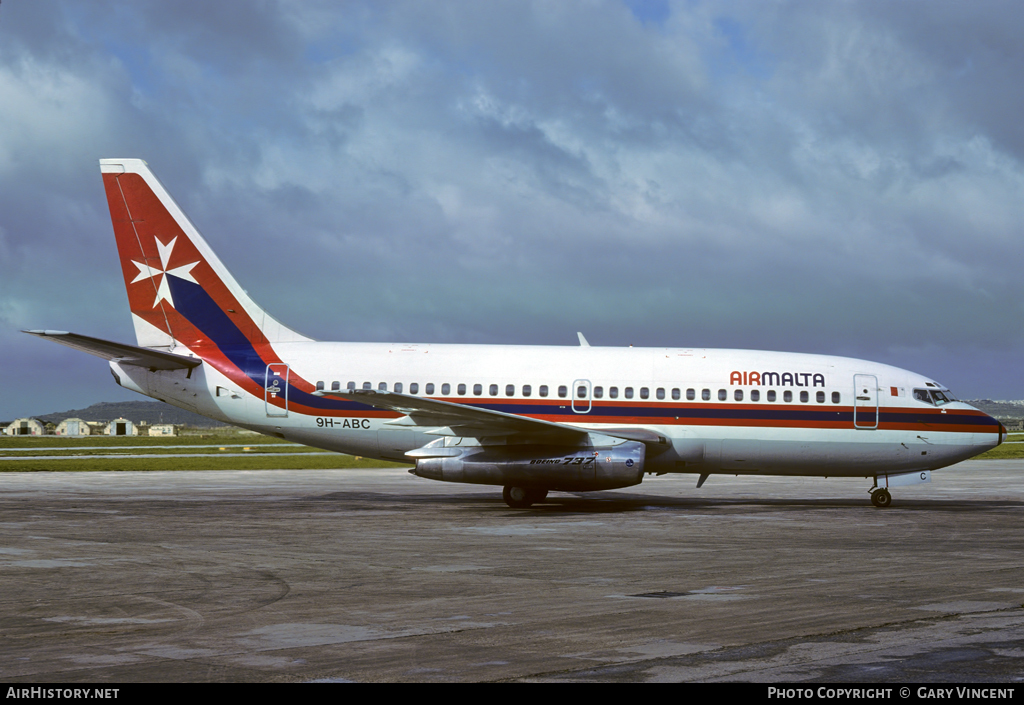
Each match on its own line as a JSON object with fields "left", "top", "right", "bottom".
{"left": 914, "top": 388, "right": 956, "bottom": 406}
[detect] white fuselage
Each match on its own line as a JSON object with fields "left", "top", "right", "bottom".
{"left": 112, "top": 342, "right": 1004, "bottom": 480}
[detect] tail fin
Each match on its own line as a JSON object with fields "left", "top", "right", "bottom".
{"left": 100, "top": 159, "right": 311, "bottom": 352}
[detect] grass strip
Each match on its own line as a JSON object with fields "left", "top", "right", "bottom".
{"left": 0, "top": 434, "right": 292, "bottom": 449}
{"left": 975, "top": 444, "right": 1024, "bottom": 460}
{"left": 0, "top": 454, "right": 409, "bottom": 472}
{"left": 0, "top": 446, "right": 322, "bottom": 458}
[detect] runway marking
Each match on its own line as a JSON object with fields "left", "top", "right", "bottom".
{"left": 913, "top": 601, "right": 1016, "bottom": 613}
{"left": 0, "top": 451, "right": 338, "bottom": 460}
{"left": 43, "top": 615, "right": 176, "bottom": 625}
{"left": 0, "top": 443, "right": 303, "bottom": 452}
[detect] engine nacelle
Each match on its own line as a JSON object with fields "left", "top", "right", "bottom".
{"left": 409, "top": 441, "right": 646, "bottom": 492}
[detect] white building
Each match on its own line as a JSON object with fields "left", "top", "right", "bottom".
{"left": 103, "top": 418, "right": 138, "bottom": 436}
{"left": 55, "top": 418, "right": 92, "bottom": 436}
{"left": 4, "top": 418, "right": 46, "bottom": 436}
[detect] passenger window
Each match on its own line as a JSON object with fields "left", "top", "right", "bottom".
{"left": 425, "top": 383, "right": 435, "bottom": 395}
{"left": 625, "top": 387, "right": 634, "bottom": 399}
{"left": 767, "top": 390, "right": 776, "bottom": 402}
{"left": 490, "top": 384, "right": 498, "bottom": 396}
{"left": 410, "top": 383, "right": 419, "bottom": 394}
{"left": 331, "top": 381, "right": 341, "bottom": 391}
{"left": 832, "top": 391, "right": 840, "bottom": 403}
{"left": 750, "top": 389, "right": 760, "bottom": 402}
{"left": 523, "top": 385, "right": 532, "bottom": 397}
{"left": 558, "top": 385, "right": 568, "bottom": 398}
{"left": 362, "top": 381, "right": 372, "bottom": 390}
{"left": 474, "top": 384, "right": 482, "bottom": 396}
{"left": 657, "top": 388, "right": 665, "bottom": 400}
{"left": 717, "top": 389, "right": 726, "bottom": 401}
{"left": 539, "top": 385, "right": 549, "bottom": 397}
{"left": 800, "top": 391, "right": 808, "bottom": 403}
{"left": 609, "top": 386, "right": 619, "bottom": 399}
{"left": 577, "top": 385, "right": 587, "bottom": 398}
{"left": 687, "top": 388, "right": 695, "bottom": 401}
{"left": 816, "top": 391, "right": 825, "bottom": 403}
{"left": 734, "top": 389, "right": 743, "bottom": 401}
{"left": 506, "top": 384, "right": 515, "bottom": 396}
{"left": 783, "top": 390, "right": 792, "bottom": 402}
{"left": 316, "top": 381, "right": 324, "bottom": 391}
{"left": 457, "top": 383, "right": 466, "bottom": 395}
{"left": 394, "top": 382, "right": 403, "bottom": 393}
{"left": 441, "top": 383, "right": 450, "bottom": 395}
{"left": 640, "top": 387, "right": 649, "bottom": 399}
{"left": 593, "top": 386, "right": 604, "bottom": 399}
{"left": 672, "top": 388, "right": 680, "bottom": 400}
{"left": 379, "top": 382, "right": 387, "bottom": 391}
{"left": 347, "top": 381, "right": 356, "bottom": 390}
{"left": 702, "top": 389, "right": 711, "bottom": 401}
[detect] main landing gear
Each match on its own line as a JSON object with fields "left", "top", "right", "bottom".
{"left": 870, "top": 487, "right": 892, "bottom": 508}
{"left": 502, "top": 486, "right": 548, "bottom": 509}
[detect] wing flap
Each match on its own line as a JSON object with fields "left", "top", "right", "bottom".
{"left": 23, "top": 330, "right": 202, "bottom": 370}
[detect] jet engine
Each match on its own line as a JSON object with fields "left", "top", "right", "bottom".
{"left": 408, "top": 439, "right": 646, "bottom": 492}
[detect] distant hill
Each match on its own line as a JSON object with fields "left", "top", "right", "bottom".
{"left": 27, "top": 401, "right": 228, "bottom": 428}
{"left": 963, "top": 400, "right": 1024, "bottom": 420}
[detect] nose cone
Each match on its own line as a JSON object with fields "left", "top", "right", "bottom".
{"left": 956, "top": 402, "right": 1006, "bottom": 453}
{"left": 978, "top": 412, "right": 1006, "bottom": 451}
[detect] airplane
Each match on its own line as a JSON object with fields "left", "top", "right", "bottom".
{"left": 26, "top": 159, "right": 1007, "bottom": 508}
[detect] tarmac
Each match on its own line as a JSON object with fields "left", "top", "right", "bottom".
{"left": 1, "top": 460, "right": 1022, "bottom": 683}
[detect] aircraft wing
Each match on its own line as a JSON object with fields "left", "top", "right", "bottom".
{"left": 315, "top": 389, "right": 673, "bottom": 451}
{"left": 315, "top": 388, "right": 590, "bottom": 440}
{"left": 22, "top": 330, "right": 202, "bottom": 371}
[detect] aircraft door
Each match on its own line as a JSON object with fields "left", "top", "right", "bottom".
{"left": 572, "top": 379, "right": 592, "bottom": 413}
{"left": 265, "top": 363, "right": 290, "bottom": 417}
{"left": 853, "top": 374, "right": 878, "bottom": 429}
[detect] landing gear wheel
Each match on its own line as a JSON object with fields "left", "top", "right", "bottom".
{"left": 870, "top": 488, "right": 892, "bottom": 508}
{"left": 502, "top": 486, "right": 545, "bottom": 508}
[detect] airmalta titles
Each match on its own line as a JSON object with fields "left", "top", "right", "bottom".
{"left": 730, "top": 371, "right": 826, "bottom": 387}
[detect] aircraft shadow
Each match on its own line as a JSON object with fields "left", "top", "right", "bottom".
{"left": 312, "top": 490, "right": 1024, "bottom": 515}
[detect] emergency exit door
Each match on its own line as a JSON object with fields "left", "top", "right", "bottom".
{"left": 853, "top": 374, "right": 878, "bottom": 429}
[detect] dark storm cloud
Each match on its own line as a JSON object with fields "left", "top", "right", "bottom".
{"left": 1, "top": 0, "right": 1023, "bottom": 420}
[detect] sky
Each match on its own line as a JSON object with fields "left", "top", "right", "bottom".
{"left": 1, "top": 0, "right": 1023, "bottom": 420}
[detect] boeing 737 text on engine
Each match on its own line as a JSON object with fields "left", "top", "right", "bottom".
{"left": 26, "top": 159, "right": 1007, "bottom": 508}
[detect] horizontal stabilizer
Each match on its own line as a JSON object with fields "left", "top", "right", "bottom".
{"left": 22, "top": 330, "right": 202, "bottom": 371}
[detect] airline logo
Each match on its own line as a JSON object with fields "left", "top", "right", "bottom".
{"left": 130, "top": 236, "right": 200, "bottom": 309}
